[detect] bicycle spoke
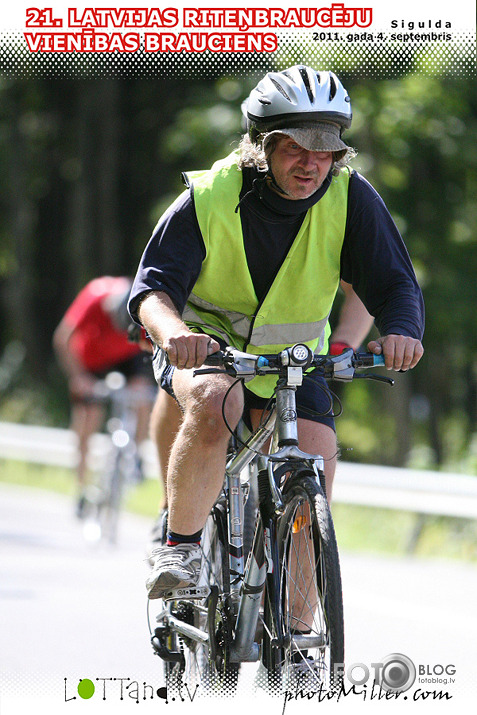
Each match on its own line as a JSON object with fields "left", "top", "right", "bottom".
{"left": 261, "top": 475, "right": 344, "bottom": 694}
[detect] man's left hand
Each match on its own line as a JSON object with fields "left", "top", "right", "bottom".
{"left": 367, "top": 334, "right": 424, "bottom": 371}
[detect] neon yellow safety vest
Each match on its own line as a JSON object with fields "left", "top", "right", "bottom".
{"left": 182, "top": 151, "right": 350, "bottom": 398}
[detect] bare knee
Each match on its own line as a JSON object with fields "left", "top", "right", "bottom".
{"left": 179, "top": 377, "right": 243, "bottom": 445}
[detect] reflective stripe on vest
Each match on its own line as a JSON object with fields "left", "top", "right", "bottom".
{"left": 183, "top": 293, "right": 330, "bottom": 347}
{"left": 184, "top": 151, "right": 350, "bottom": 398}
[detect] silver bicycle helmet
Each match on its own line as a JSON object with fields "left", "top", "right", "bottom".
{"left": 244, "top": 65, "right": 352, "bottom": 141}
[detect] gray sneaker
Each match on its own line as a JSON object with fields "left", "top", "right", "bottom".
{"left": 146, "top": 543, "right": 201, "bottom": 599}
{"left": 146, "top": 509, "right": 168, "bottom": 566}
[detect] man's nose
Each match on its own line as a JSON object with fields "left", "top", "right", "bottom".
{"left": 297, "top": 150, "right": 316, "bottom": 170}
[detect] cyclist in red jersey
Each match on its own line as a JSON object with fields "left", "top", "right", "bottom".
{"left": 54, "top": 276, "right": 154, "bottom": 515}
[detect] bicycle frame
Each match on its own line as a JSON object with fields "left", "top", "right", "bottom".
{"left": 225, "top": 377, "right": 326, "bottom": 664}
{"left": 153, "top": 347, "right": 389, "bottom": 674}
{"left": 153, "top": 375, "right": 325, "bottom": 666}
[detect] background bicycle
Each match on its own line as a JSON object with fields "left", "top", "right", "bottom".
{"left": 148, "top": 346, "right": 390, "bottom": 696}
{"left": 79, "top": 371, "right": 156, "bottom": 544}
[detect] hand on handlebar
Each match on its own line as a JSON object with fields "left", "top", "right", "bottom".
{"left": 367, "top": 334, "right": 424, "bottom": 371}
{"left": 163, "top": 331, "right": 221, "bottom": 370}
{"left": 196, "top": 345, "right": 395, "bottom": 385}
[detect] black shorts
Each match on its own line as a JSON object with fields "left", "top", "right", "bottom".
{"left": 152, "top": 343, "right": 335, "bottom": 432}
{"left": 71, "top": 353, "right": 154, "bottom": 404}
{"left": 92, "top": 352, "right": 154, "bottom": 381}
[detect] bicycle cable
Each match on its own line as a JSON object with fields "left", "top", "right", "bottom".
{"left": 220, "top": 369, "right": 345, "bottom": 455}
{"left": 221, "top": 378, "right": 248, "bottom": 448}
{"left": 300, "top": 372, "right": 344, "bottom": 418}
{"left": 221, "top": 378, "right": 281, "bottom": 456}
{"left": 146, "top": 598, "right": 153, "bottom": 636}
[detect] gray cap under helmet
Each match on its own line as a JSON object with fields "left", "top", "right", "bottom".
{"left": 243, "top": 65, "right": 352, "bottom": 148}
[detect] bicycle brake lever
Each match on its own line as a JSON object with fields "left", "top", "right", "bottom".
{"left": 329, "top": 348, "right": 355, "bottom": 381}
{"left": 193, "top": 367, "right": 232, "bottom": 376}
{"left": 354, "top": 373, "right": 394, "bottom": 386}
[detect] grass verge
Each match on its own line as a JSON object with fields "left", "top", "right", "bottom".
{"left": 1, "top": 458, "right": 476, "bottom": 561}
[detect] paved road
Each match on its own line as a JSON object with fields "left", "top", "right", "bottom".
{"left": 1, "top": 481, "right": 476, "bottom": 714}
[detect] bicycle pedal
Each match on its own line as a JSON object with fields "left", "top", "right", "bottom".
{"left": 162, "top": 585, "right": 210, "bottom": 601}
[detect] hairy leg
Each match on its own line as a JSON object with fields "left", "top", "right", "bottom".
{"left": 288, "top": 421, "right": 337, "bottom": 631}
{"left": 166, "top": 369, "right": 243, "bottom": 535}
{"left": 149, "top": 389, "right": 183, "bottom": 509}
{"left": 70, "top": 401, "right": 104, "bottom": 487}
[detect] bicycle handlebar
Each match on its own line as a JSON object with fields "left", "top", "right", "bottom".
{"left": 194, "top": 344, "right": 393, "bottom": 385}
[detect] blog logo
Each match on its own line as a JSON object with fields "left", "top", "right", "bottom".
{"left": 375, "top": 653, "right": 417, "bottom": 693}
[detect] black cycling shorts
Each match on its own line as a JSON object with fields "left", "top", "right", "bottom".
{"left": 152, "top": 341, "right": 335, "bottom": 432}
{"left": 92, "top": 352, "right": 154, "bottom": 381}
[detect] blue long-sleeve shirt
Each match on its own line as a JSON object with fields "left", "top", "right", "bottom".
{"left": 129, "top": 165, "right": 424, "bottom": 342}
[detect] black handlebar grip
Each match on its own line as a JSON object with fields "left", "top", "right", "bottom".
{"left": 203, "top": 350, "right": 226, "bottom": 366}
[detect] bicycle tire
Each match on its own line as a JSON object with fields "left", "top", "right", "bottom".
{"left": 80, "top": 447, "right": 123, "bottom": 544}
{"left": 261, "top": 472, "right": 344, "bottom": 695}
{"left": 99, "top": 448, "right": 124, "bottom": 543}
{"left": 164, "top": 500, "right": 239, "bottom": 695}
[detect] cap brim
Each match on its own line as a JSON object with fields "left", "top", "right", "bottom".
{"left": 263, "top": 122, "right": 349, "bottom": 153}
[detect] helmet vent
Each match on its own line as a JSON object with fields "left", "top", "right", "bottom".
{"left": 329, "top": 75, "right": 337, "bottom": 100}
{"left": 298, "top": 66, "right": 315, "bottom": 103}
{"left": 270, "top": 77, "right": 292, "bottom": 101}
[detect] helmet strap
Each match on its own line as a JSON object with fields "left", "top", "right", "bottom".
{"left": 266, "top": 169, "right": 291, "bottom": 198}
{"left": 264, "top": 142, "right": 293, "bottom": 198}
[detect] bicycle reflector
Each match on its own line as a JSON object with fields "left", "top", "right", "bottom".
{"left": 292, "top": 515, "right": 308, "bottom": 533}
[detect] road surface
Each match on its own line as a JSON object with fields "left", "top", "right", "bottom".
{"left": 1, "top": 481, "right": 476, "bottom": 714}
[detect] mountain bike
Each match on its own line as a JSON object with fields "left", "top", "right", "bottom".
{"left": 148, "top": 345, "right": 391, "bottom": 695}
{"left": 79, "top": 371, "right": 155, "bottom": 544}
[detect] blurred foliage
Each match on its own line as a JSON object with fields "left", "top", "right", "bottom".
{"left": 0, "top": 65, "right": 476, "bottom": 473}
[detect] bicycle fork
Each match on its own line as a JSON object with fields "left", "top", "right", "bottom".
{"left": 224, "top": 417, "right": 275, "bottom": 663}
{"left": 229, "top": 472, "right": 287, "bottom": 663}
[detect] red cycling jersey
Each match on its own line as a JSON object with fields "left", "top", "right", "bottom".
{"left": 63, "top": 276, "right": 141, "bottom": 373}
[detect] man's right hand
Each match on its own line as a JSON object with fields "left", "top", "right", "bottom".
{"left": 163, "top": 332, "right": 220, "bottom": 370}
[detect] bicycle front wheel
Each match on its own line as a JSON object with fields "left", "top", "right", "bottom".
{"left": 81, "top": 447, "right": 124, "bottom": 544}
{"left": 262, "top": 473, "right": 344, "bottom": 694}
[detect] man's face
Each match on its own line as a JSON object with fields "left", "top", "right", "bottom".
{"left": 268, "top": 135, "right": 333, "bottom": 200}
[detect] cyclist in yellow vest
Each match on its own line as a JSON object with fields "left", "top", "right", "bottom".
{"left": 129, "top": 66, "right": 424, "bottom": 600}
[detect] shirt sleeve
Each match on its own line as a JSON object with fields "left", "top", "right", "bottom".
{"left": 341, "top": 172, "right": 425, "bottom": 340}
{"left": 128, "top": 189, "right": 205, "bottom": 324}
